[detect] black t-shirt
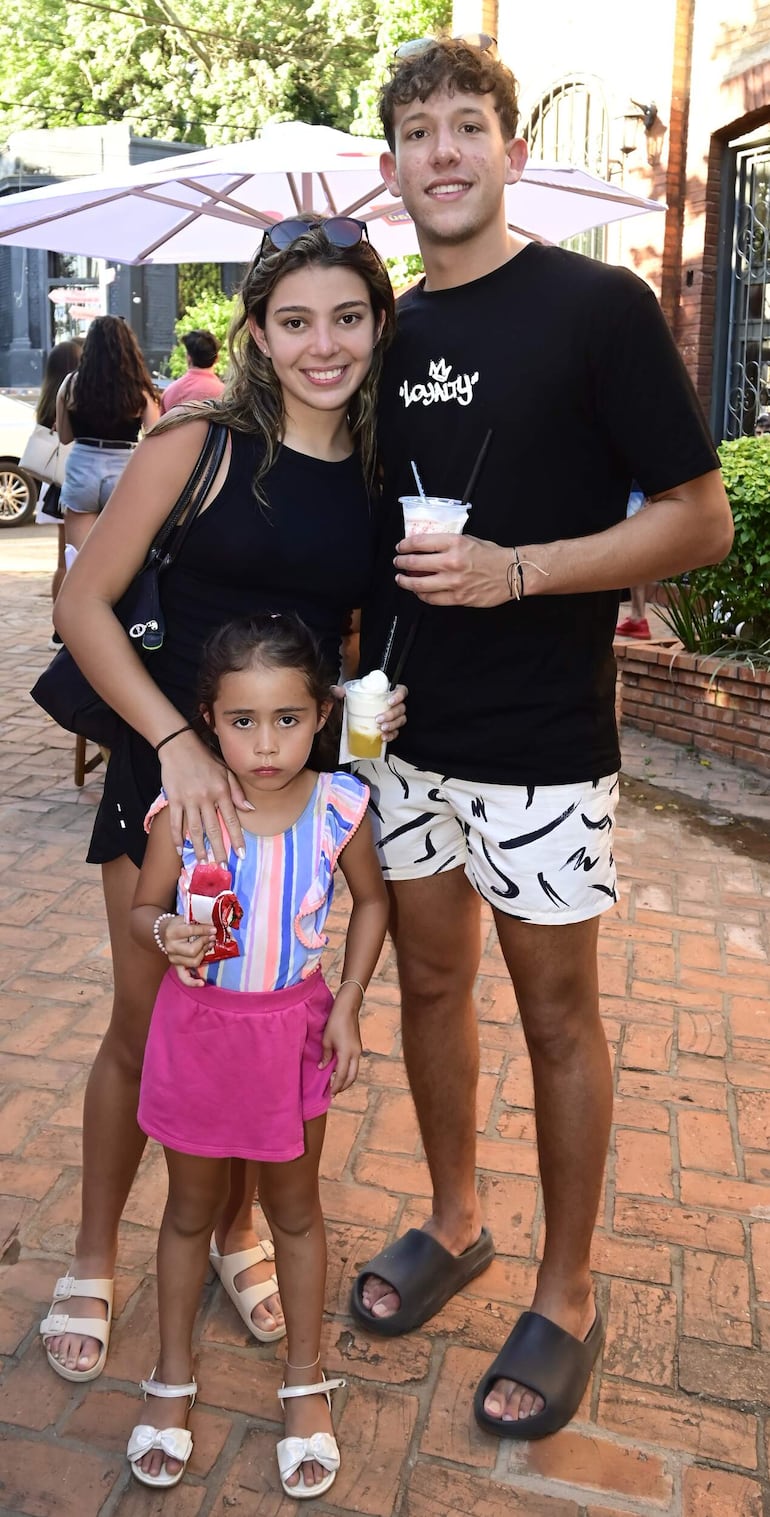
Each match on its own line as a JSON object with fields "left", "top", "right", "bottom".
{"left": 360, "top": 244, "right": 719, "bottom": 786}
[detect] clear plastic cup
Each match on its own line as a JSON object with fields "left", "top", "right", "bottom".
{"left": 344, "top": 675, "right": 392, "bottom": 760}
{"left": 399, "top": 495, "right": 469, "bottom": 536}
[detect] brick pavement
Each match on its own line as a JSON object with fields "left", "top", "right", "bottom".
{"left": 1, "top": 526, "right": 769, "bottom": 1517}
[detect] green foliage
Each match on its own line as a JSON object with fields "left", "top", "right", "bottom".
{"left": 166, "top": 290, "right": 236, "bottom": 377}
{"left": 177, "top": 264, "right": 224, "bottom": 317}
{"left": 352, "top": 0, "right": 452, "bottom": 137}
{"left": 659, "top": 437, "right": 770, "bottom": 656}
{"left": 386, "top": 253, "right": 424, "bottom": 292}
{"left": 0, "top": 0, "right": 382, "bottom": 143}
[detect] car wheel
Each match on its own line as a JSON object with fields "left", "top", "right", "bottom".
{"left": 0, "top": 462, "right": 38, "bottom": 526}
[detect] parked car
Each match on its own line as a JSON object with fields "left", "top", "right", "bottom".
{"left": 0, "top": 393, "right": 39, "bottom": 527}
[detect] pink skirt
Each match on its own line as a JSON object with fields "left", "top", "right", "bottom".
{"left": 138, "top": 968, "right": 335, "bottom": 1162}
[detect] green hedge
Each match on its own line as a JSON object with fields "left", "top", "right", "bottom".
{"left": 660, "top": 436, "right": 770, "bottom": 655}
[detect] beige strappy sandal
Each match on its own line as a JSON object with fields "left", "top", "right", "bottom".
{"left": 209, "top": 1235, "right": 286, "bottom": 1343}
{"left": 127, "top": 1369, "right": 197, "bottom": 1489}
{"left": 40, "top": 1273, "right": 114, "bottom": 1382}
{"left": 276, "top": 1370, "right": 346, "bottom": 1500}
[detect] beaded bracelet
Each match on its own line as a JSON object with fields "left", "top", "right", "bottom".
{"left": 338, "top": 978, "right": 366, "bottom": 1002}
{"left": 152, "top": 912, "right": 176, "bottom": 954}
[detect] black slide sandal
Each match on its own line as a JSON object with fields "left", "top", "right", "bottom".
{"left": 473, "top": 1308, "right": 604, "bottom": 1440}
{"left": 350, "top": 1227, "right": 495, "bottom": 1336}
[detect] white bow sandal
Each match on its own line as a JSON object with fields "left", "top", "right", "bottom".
{"left": 126, "top": 1369, "right": 197, "bottom": 1489}
{"left": 40, "top": 1273, "right": 114, "bottom": 1382}
{"left": 209, "top": 1235, "right": 286, "bottom": 1343}
{"left": 276, "top": 1371, "right": 346, "bottom": 1500}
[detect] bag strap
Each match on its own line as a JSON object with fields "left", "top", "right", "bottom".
{"left": 146, "top": 420, "right": 227, "bottom": 570}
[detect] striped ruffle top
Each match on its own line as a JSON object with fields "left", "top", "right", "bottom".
{"left": 146, "top": 770, "right": 369, "bottom": 993}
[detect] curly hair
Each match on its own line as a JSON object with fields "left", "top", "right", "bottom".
{"left": 66, "top": 316, "right": 155, "bottom": 431}
{"left": 155, "top": 224, "right": 395, "bottom": 505}
{"left": 380, "top": 37, "right": 520, "bottom": 149}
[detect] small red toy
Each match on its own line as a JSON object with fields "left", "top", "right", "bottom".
{"left": 187, "top": 862, "right": 243, "bottom": 963}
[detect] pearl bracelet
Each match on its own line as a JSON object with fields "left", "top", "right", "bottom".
{"left": 152, "top": 912, "right": 176, "bottom": 955}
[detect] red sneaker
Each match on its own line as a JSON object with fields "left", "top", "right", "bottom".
{"left": 615, "top": 616, "right": 651, "bottom": 639}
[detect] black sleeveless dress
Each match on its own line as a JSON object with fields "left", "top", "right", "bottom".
{"left": 87, "top": 429, "right": 373, "bottom": 868}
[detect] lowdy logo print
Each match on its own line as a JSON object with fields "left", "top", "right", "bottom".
{"left": 399, "top": 356, "right": 479, "bottom": 408}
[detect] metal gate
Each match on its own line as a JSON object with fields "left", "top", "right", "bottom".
{"left": 723, "top": 139, "right": 770, "bottom": 438}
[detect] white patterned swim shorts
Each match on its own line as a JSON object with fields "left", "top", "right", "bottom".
{"left": 353, "top": 756, "right": 620, "bottom": 925}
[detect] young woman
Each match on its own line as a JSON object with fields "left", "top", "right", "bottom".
{"left": 44, "top": 220, "right": 400, "bottom": 1383}
{"left": 56, "top": 314, "right": 160, "bottom": 554}
{"left": 127, "top": 612, "right": 388, "bottom": 1495}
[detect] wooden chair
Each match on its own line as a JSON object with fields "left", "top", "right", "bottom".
{"left": 74, "top": 735, "right": 108, "bottom": 787}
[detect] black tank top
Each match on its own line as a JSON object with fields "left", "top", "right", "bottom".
{"left": 149, "top": 428, "right": 373, "bottom": 717}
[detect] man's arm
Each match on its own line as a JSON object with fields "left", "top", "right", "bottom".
{"left": 393, "top": 468, "right": 734, "bottom": 608}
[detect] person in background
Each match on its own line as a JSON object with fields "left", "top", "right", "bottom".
{"left": 56, "top": 315, "right": 160, "bottom": 555}
{"left": 32, "top": 339, "right": 83, "bottom": 647}
{"left": 160, "top": 329, "right": 225, "bottom": 413}
{"left": 755, "top": 413, "right": 770, "bottom": 436}
{"left": 615, "top": 484, "right": 652, "bottom": 639}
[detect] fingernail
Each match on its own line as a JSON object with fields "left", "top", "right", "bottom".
{"left": 176, "top": 845, "right": 183, "bottom": 856}
{"left": 242, "top": 801, "right": 256, "bottom": 811}
{"left": 237, "top": 847, "right": 246, "bottom": 860}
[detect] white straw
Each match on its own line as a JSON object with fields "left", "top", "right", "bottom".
{"left": 410, "top": 460, "right": 427, "bottom": 500}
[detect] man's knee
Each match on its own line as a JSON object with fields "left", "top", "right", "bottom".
{"left": 519, "top": 977, "right": 604, "bottom": 1065}
{"left": 390, "top": 876, "right": 481, "bottom": 1006}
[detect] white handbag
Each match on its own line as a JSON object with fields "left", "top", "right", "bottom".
{"left": 19, "top": 424, "right": 73, "bottom": 487}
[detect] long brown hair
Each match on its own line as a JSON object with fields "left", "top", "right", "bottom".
{"left": 36, "top": 340, "right": 82, "bottom": 430}
{"left": 156, "top": 224, "right": 396, "bottom": 503}
{"left": 67, "top": 316, "right": 155, "bottom": 429}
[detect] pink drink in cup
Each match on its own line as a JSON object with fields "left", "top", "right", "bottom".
{"left": 399, "top": 495, "right": 470, "bottom": 536}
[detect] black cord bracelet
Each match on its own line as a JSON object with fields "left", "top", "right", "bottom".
{"left": 155, "top": 724, "right": 194, "bottom": 755}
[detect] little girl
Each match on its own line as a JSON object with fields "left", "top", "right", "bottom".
{"left": 128, "top": 611, "right": 388, "bottom": 1498}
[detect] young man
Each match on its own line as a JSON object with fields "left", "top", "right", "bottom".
{"left": 351, "top": 38, "right": 733, "bottom": 1440}
{"left": 159, "top": 329, "right": 224, "bottom": 413}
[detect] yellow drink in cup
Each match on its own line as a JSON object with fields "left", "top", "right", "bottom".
{"left": 344, "top": 670, "right": 391, "bottom": 760}
{"left": 348, "top": 728, "right": 384, "bottom": 759}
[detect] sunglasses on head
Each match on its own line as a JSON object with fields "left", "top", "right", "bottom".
{"left": 395, "top": 32, "right": 497, "bottom": 59}
{"left": 258, "top": 216, "right": 369, "bottom": 259}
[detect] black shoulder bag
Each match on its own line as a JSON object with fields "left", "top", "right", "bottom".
{"left": 30, "top": 421, "right": 227, "bottom": 748}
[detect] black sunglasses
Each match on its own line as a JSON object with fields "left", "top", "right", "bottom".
{"left": 258, "top": 216, "right": 369, "bottom": 259}
{"left": 395, "top": 32, "right": 497, "bottom": 59}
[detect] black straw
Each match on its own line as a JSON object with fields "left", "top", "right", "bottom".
{"left": 460, "top": 428, "right": 493, "bottom": 506}
{"left": 385, "top": 429, "right": 494, "bottom": 687}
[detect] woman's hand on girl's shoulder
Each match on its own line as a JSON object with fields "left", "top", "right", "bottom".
{"left": 158, "top": 728, "right": 250, "bottom": 864}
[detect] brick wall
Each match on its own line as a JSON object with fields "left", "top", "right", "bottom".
{"left": 616, "top": 642, "right": 770, "bottom": 777}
